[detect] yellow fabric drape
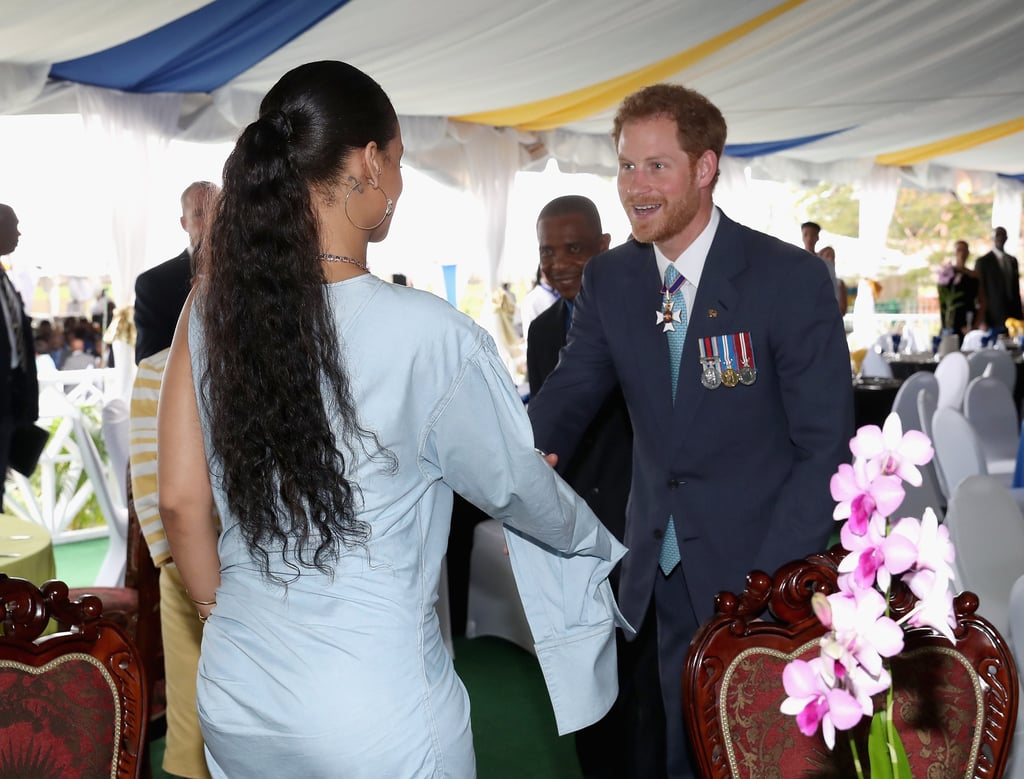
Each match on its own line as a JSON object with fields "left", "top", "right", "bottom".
{"left": 455, "top": 0, "right": 808, "bottom": 131}
{"left": 876, "top": 116, "right": 1024, "bottom": 166}
{"left": 103, "top": 304, "right": 136, "bottom": 346}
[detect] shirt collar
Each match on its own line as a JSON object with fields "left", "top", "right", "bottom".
{"left": 653, "top": 206, "right": 720, "bottom": 288}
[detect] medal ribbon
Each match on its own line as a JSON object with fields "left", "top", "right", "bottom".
{"left": 718, "top": 334, "right": 734, "bottom": 369}
{"left": 740, "top": 331, "right": 755, "bottom": 370}
{"left": 660, "top": 272, "right": 686, "bottom": 298}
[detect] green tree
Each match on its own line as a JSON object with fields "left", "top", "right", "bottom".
{"left": 795, "top": 183, "right": 859, "bottom": 237}
{"left": 888, "top": 189, "right": 991, "bottom": 259}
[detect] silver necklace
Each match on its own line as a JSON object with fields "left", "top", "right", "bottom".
{"left": 316, "top": 253, "right": 367, "bottom": 270}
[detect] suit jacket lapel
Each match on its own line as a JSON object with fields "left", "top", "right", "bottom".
{"left": 672, "top": 215, "right": 748, "bottom": 432}
{"left": 618, "top": 242, "right": 676, "bottom": 418}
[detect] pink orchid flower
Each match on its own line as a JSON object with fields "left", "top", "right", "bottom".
{"left": 781, "top": 657, "right": 864, "bottom": 748}
{"left": 839, "top": 513, "right": 918, "bottom": 591}
{"left": 822, "top": 586, "right": 904, "bottom": 678}
{"left": 831, "top": 459, "right": 904, "bottom": 534}
{"left": 890, "top": 508, "right": 956, "bottom": 584}
{"left": 848, "top": 413, "right": 933, "bottom": 487}
{"left": 903, "top": 568, "right": 957, "bottom": 643}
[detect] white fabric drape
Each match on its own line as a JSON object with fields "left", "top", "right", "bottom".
{"left": 77, "top": 85, "right": 182, "bottom": 398}
{"left": 858, "top": 165, "right": 901, "bottom": 271}
{"left": 715, "top": 157, "right": 756, "bottom": 227}
{"left": 993, "top": 177, "right": 1023, "bottom": 249}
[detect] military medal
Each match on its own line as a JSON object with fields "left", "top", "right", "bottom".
{"left": 698, "top": 338, "right": 721, "bottom": 389}
{"left": 657, "top": 270, "right": 687, "bottom": 332}
{"left": 718, "top": 335, "right": 739, "bottom": 387}
{"left": 736, "top": 331, "right": 757, "bottom": 385}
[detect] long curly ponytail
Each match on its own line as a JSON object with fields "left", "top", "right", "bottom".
{"left": 200, "top": 61, "right": 399, "bottom": 582}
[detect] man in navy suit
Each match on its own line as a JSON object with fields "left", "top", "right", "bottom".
{"left": 528, "top": 85, "right": 853, "bottom": 778}
{"left": 0, "top": 205, "right": 39, "bottom": 506}
{"left": 134, "top": 181, "right": 219, "bottom": 364}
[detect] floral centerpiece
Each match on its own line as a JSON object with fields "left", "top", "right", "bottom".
{"left": 936, "top": 262, "right": 963, "bottom": 333}
{"left": 781, "top": 413, "right": 956, "bottom": 779}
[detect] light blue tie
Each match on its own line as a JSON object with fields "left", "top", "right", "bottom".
{"left": 659, "top": 264, "right": 687, "bottom": 575}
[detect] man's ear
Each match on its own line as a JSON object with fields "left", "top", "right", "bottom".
{"left": 599, "top": 233, "right": 611, "bottom": 252}
{"left": 697, "top": 150, "right": 718, "bottom": 188}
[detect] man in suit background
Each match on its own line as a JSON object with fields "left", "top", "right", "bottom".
{"left": 0, "top": 204, "right": 39, "bottom": 506}
{"left": 975, "top": 226, "right": 1022, "bottom": 333}
{"left": 527, "top": 196, "right": 654, "bottom": 778}
{"left": 131, "top": 181, "right": 218, "bottom": 779}
{"left": 528, "top": 85, "right": 852, "bottom": 778}
{"left": 134, "top": 181, "right": 219, "bottom": 364}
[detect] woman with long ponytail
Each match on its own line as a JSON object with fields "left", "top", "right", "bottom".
{"left": 158, "top": 61, "right": 623, "bottom": 777}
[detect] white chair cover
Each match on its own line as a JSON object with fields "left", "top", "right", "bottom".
{"left": 967, "top": 349, "right": 1016, "bottom": 397}
{"left": 934, "top": 351, "right": 970, "bottom": 410}
{"left": 960, "top": 330, "right": 987, "bottom": 352}
{"left": 944, "top": 475, "right": 1024, "bottom": 639}
{"left": 917, "top": 382, "right": 946, "bottom": 495}
{"left": 963, "top": 376, "right": 1020, "bottom": 476}
{"left": 889, "top": 373, "right": 944, "bottom": 520}
{"left": 465, "top": 518, "right": 534, "bottom": 655}
{"left": 860, "top": 345, "right": 893, "bottom": 378}
{"left": 931, "top": 407, "right": 990, "bottom": 497}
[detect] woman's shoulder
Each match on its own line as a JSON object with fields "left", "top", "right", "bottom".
{"left": 339, "top": 276, "right": 485, "bottom": 348}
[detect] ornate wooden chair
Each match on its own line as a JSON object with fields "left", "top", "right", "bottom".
{"left": 67, "top": 466, "right": 165, "bottom": 776}
{"left": 683, "top": 548, "right": 1019, "bottom": 779}
{"left": 0, "top": 574, "right": 148, "bottom": 778}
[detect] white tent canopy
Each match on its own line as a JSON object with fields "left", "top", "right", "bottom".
{"left": 3, "top": 0, "right": 1024, "bottom": 311}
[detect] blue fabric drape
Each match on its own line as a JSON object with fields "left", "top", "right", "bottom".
{"left": 50, "top": 0, "right": 351, "bottom": 93}
{"left": 725, "top": 127, "right": 853, "bottom": 158}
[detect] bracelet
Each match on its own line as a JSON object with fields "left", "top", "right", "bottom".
{"left": 191, "top": 598, "right": 217, "bottom": 606}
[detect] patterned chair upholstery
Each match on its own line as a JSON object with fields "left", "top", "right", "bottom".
{"left": 67, "top": 466, "right": 165, "bottom": 777}
{"left": 0, "top": 574, "right": 148, "bottom": 778}
{"left": 683, "top": 548, "right": 1019, "bottom": 779}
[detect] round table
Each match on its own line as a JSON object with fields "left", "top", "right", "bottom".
{"left": 0, "top": 514, "right": 56, "bottom": 586}
{"left": 853, "top": 376, "right": 903, "bottom": 430}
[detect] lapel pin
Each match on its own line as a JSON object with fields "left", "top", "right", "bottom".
{"left": 708, "top": 308, "right": 718, "bottom": 318}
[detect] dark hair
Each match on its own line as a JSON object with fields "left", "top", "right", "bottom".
{"left": 801, "top": 221, "right": 821, "bottom": 232}
{"left": 612, "top": 84, "right": 726, "bottom": 187}
{"left": 201, "top": 61, "right": 398, "bottom": 582}
{"left": 537, "top": 195, "right": 603, "bottom": 235}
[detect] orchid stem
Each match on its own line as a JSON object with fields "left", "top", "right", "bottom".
{"left": 885, "top": 685, "right": 899, "bottom": 775}
{"left": 848, "top": 733, "right": 865, "bottom": 779}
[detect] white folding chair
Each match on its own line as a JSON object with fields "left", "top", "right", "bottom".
{"left": 944, "top": 475, "right": 1024, "bottom": 639}
{"left": 72, "top": 413, "right": 129, "bottom": 587}
{"left": 889, "top": 373, "right": 944, "bottom": 520}
{"left": 465, "top": 518, "right": 534, "bottom": 654}
{"left": 934, "top": 350, "right": 970, "bottom": 410}
{"left": 967, "top": 349, "right": 1016, "bottom": 397}
{"left": 963, "top": 375, "right": 1020, "bottom": 478}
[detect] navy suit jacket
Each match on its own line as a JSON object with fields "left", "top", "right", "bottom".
{"left": 975, "top": 250, "right": 1023, "bottom": 328}
{"left": 527, "top": 299, "right": 633, "bottom": 545}
{"left": 528, "top": 211, "right": 853, "bottom": 631}
{"left": 0, "top": 272, "right": 38, "bottom": 425}
{"left": 133, "top": 249, "right": 191, "bottom": 364}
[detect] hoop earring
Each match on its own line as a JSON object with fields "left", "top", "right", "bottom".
{"left": 345, "top": 186, "right": 393, "bottom": 231}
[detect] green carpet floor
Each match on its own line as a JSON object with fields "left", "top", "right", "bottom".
{"left": 53, "top": 539, "right": 582, "bottom": 779}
